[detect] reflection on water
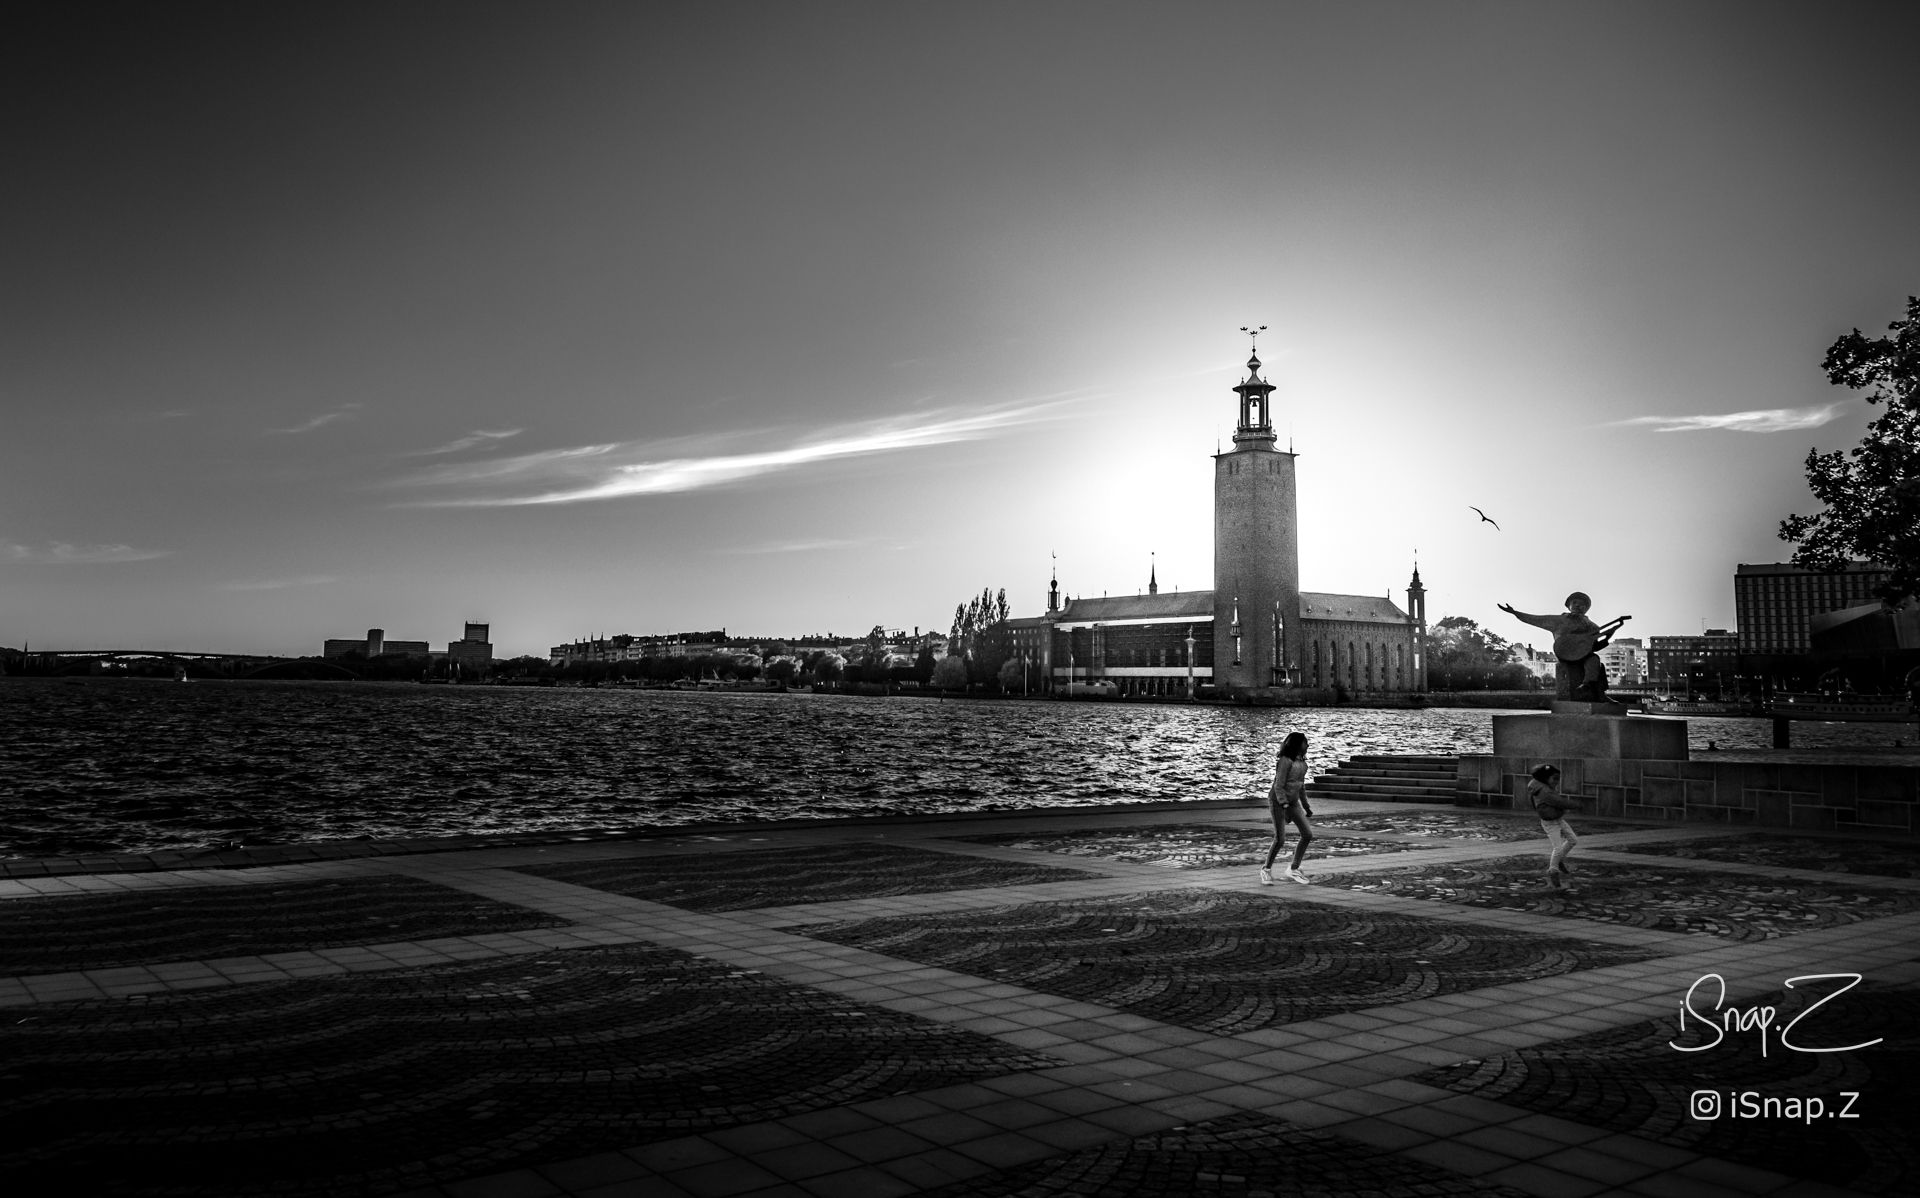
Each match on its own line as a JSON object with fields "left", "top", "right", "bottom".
{"left": 0, "top": 679, "right": 1904, "bottom": 858}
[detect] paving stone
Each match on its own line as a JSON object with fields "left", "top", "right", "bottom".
{"left": 1314, "top": 812, "right": 1668, "bottom": 842}
{"left": 1315, "top": 854, "right": 1920, "bottom": 939}
{"left": 0, "top": 943, "right": 1060, "bottom": 1196}
{"left": 796, "top": 888, "right": 1658, "bottom": 1033}
{"left": 513, "top": 843, "right": 1099, "bottom": 911}
{"left": 1413, "top": 978, "right": 1918, "bottom": 1193}
{"left": 950, "top": 822, "right": 1434, "bottom": 868}
{"left": 911, "top": 1109, "right": 1539, "bottom": 1197}
{"left": 0, "top": 874, "right": 566, "bottom": 973}
{"left": 1620, "top": 833, "right": 1920, "bottom": 878}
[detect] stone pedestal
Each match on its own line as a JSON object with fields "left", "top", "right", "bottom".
{"left": 1551, "top": 700, "right": 1630, "bottom": 717}
{"left": 1492, "top": 713, "right": 1688, "bottom": 761}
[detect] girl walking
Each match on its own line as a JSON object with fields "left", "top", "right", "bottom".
{"left": 1527, "top": 764, "right": 1581, "bottom": 888}
{"left": 1261, "top": 731, "right": 1316, "bottom": 885}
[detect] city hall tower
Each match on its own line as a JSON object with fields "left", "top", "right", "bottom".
{"left": 1212, "top": 351, "right": 1301, "bottom": 693}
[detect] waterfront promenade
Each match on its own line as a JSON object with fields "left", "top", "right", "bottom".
{"left": 3, "top": 797, "right": 1916, "bottom": 1197}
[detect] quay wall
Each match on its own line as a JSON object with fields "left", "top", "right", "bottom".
{"left": 1455, "top": 753, "right": 1920, "bottom": 836}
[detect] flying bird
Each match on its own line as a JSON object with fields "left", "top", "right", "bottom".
{"left": 1469, "top": 506, "right": 1500, "bottom": 530}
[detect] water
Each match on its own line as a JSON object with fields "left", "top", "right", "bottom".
{"left": 0, "top": 679, "right": 1905, "bottom": 859}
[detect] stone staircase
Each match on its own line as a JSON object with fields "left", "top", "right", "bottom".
{"left": 1306, "top": 754, "right": 1459, "bottom": 805}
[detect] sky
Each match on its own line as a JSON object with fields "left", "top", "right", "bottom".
{"left": 4, "top": 1, "right": 1918, "bottom": 660}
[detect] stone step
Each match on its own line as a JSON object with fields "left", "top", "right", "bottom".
{"left": 1304, "top": 754, "right": 1460, "bottom": 805}
{"left": 1305, "top": 783, "right": 1451, "bottom": 798}
{"left": 1313, "top": 768, "right": 1456, "bottom": 784}
{"left": 1342, "top": 754, "right": 1458, "bottom": 767}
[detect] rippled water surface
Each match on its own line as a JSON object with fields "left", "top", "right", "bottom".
{"left": 0, "top": 679, "right": 1904, "bottom": 857}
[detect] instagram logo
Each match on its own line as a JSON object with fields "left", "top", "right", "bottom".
{"left": 1690, "top": 1090, "right": 1721, "bottom": 1120}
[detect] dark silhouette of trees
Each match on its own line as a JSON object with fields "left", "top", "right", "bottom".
{"left": 949, "top": 586, "right": 1013, "bottom": 689}
{"left": 931, "top": 655, "right": 969, "bottom": 692}
{"left": 1427, "top": 616, "right": 1533, "bottom": 690}
{"left": 1780, "top": 296, "right": 1919, "bottom": 608}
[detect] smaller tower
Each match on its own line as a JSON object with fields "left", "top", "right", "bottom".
{"left": 1047, "top": 556, "right": 1060, "bottom": 614}
{"left": 1407, "top": 561, "right": 1428, "bottom": 692}
{"left": 1148, "top": 553, "right": 1158, "bottom": 596}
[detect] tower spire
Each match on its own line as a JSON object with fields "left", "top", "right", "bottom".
{"left": 1231, "top": 329, "right": 1277, "bottom": 446}
{"left": 1148, "top": 552, "right": 1158, "bottom": 596}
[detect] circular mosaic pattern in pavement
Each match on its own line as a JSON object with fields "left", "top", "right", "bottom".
{"left": 515, "top": 842, "right": 1103, "bottom": 911}
{"left": 917, "top": 1109, "right": 1536, "bottom": 1197}
{"left": 1416, "top": 980, "right": 1918, "bottom": 1193}
{"left": 1318, "top": 855, "right": 1920, "bottom": 940}
{"left": 798, "top": 888, "right": 1659, "bottom": 1034}
{"left": 953, "top": 823, "right": 1432, "bottom": 869}
{"left": 0, "top": 944, "right": 1060, "bottom": 1196}
{"left": 1312, "top": 811, "right": 1668, "bottom": 842}
{"left": 0, "top": 875, "right": 566, "bottom": 974}
{"left": 1621, "top": 833, "right": 1920, "bottom": 878}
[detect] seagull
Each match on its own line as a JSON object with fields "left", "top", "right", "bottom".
{"left": 1469, "top": 506, "right": 1500, "bottom": 530}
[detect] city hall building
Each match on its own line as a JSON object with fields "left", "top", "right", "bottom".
{"left": 1008, "top": 350, "right": 1427, "bottom": 699}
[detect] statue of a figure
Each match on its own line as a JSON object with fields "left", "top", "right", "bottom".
{"left": 1500, "top": 592, "right": 1631, "bottom": 703}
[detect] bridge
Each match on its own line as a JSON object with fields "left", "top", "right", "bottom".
{"left": 4, "top": 649, "right": 360, "bottom": 680}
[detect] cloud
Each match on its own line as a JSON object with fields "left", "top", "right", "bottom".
{"left": 389, "top": 398, "right": 1073, "bottom": 508}
{"left": 404, "top": 428, "right": 525, "bottom": 456}
{"left": 218, "top": 574, "right": 339, "bottom": 591}
{"left": 715, "top": 538, "right": 867, "bottom": 555}
{"left": 269, "top": 403, "right": 362, "bottom": 434}
{"left": 2, "top": 540, "right": 172, "bottom": 565}
{"left": 1611, "top": 403, "right": 1845, "bottom": 433}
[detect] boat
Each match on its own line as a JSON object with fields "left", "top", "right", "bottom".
{"left": 1063, "top": 680, "right": 1120, "bottom": 697}
{"left": 1766, "top": 692, "right": 1917, "bottom": 723}
{"left": 1640, "top": 697, "right": 1760, "bottom": 716}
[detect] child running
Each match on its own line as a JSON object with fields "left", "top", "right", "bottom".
{"left": 1527, "top": 763, "right": 1581, "bottom": 889}
{"left": 1261, "top": 731, "right": 1316, "bottom": 885}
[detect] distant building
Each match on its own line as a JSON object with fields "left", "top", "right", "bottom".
{"left": 323, "top": 628, "right": 428, "bottom": 658}
{"left": 1508, "top": 643, "right": 1559, "bottom": 685}
{"left": 544, "top": 628, "right": 947, "bottom": 670}
{"left": 447, "top": 620, "right": 494, "bottom": 674}
{"left": 1011, "top": 348, "right": 1424, "bottom": 697}
{"left": 1597, "top": 636, "right": 1644, "bottom": 684}
{"left": 1734, "top": 561, "right": 1889, "bottom": 656}
{"left": 1809, "top": 602, "right": 1920, "bottom": 655}
{"left": 1647, "top": 630, "right": 1739, "bottom": 693}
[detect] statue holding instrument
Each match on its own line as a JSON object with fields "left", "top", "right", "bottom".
{"left": 1499, "top": 592, "right": 1631, "bottom": 704}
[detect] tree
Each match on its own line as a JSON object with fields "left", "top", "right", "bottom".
{"left": 1779, "top": 296, "right": 1920, "bottom": 608}
{"left": 947, "top": 585, "right": 1014, "bottom": 684}
{"left": 1427, "top": 616, "right": 1523, "bottom": 690}
{"left": 996, "top": 656, "right": 1026, "bottom": 693}
{"left": 931, "top": 655, "right": 969, "bottom": 692}
{"left": 810, "top": 651, "right": 845, "bottom": 683}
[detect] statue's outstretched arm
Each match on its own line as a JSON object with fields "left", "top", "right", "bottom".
{"left": 1499, "top": 604, "right": 1558, "bottom": 632}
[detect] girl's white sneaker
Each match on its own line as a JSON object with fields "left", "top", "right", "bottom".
{"left": 1258, "top": 867, "right": 1274, "bottom": 886}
